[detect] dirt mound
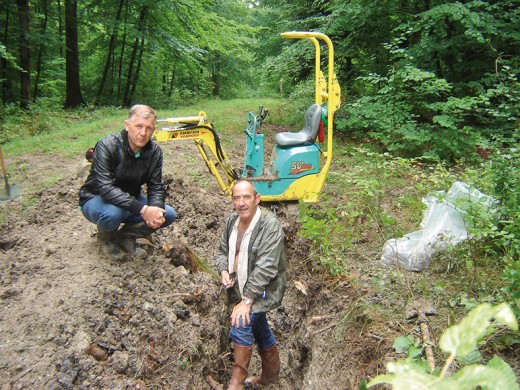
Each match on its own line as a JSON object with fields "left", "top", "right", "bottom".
{"left": 0, "top": 146, "right": 390, "bottom": 389}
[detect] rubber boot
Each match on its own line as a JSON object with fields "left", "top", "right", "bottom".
{"left": 116, "top": 222, "right": 155, "bottom": 258}
{"left": 97, "top": 227, "right": 123, "bottom": 260}
{"left": 245, "top": 344, "right": 280, "bottom": 386}
{"left": 228, "top": 344, "right": 252, "bottom": 390}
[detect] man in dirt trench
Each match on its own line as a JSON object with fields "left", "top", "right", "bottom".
{"left": 79, "top": 104, "right": 176, "bottom": 260}
{"left": 215, "top": 179, "right": 286, "bottom": 389}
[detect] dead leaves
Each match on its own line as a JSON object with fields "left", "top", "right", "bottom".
{"left": 294, "top": 280, "right": 308, "bottom": 295}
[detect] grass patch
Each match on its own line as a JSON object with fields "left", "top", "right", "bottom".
{"left": 2, "top": 98, "right": 287, "bottom": 159}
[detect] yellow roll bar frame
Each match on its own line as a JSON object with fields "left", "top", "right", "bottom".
{"left": 154, "top": 32, "right": 341, "bottom": 203}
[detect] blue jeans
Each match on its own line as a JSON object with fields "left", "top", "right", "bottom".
{"left": 230, "top": 311, "right": 276, "bottom": 349}
{"left": 81, "top": 194, "right": 176, "bottom": 232}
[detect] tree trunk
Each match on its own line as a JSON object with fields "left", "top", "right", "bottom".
{"left": 64, "top": 0, "right": 84, "bottom": 108}
{"left": 211, "top": 52, "right": 221, "bottom": 97}
{"left": 57, "top": 0, "right": 63, "bottom": 57}
{"left": 128, "top": 35, "right": 145, "bottom": 103}
{"left": 162, "top": 72, "right": 166, "bottom": 94}
{"left": 1, "top": 0, "right": 13, "bottom": 104}
{"left": 92, "top": 0, "right": 125, "bottom": 106}
{"left": 16, "top": 0, "right": 31, "bottom": 109}
{"left": 168, "top": 66, "right": 175, "bottom": 97}
{"left": 117, "top": 0, "right": 128, "bottom": 100}
{"left": 33, "top": 0, "right": 48, "bottom": 102}
{"left": 122, "top": 36, "right": 139, "bottom": 107}
{"left": 122, "top": 5, "right": 147, "bottom": 107}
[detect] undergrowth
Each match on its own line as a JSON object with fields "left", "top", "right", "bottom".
{"left": 297, "top": 143, "right": 520, "bottom": 385}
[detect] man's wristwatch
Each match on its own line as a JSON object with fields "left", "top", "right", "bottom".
{"left": 242, "top": 297, "right": 254, "bottom": 306}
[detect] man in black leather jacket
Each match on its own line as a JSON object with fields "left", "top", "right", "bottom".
{"left": 79, "top": 104, "right": 176, "bottom": 260}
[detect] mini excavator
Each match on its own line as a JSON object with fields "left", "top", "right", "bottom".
{"left": 154, "top": 31, "right": 341, "bottom": 203}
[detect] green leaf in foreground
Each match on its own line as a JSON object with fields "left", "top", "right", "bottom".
{"left": 439, "top": 302, "right": 518, "bottom": 358}
{"left": 367, "top": 359, "right": 458, "bottom": 389}
{"left": 368, "top": 303, "right": 519, "bottom": 389}
{"left": 453, "top": 357, "right": 520, "bottom": 390}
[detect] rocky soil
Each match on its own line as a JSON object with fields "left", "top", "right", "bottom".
{"left": 0, "top": 131, "right": 420, "bottom": 390}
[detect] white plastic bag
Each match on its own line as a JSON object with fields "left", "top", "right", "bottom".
{"left": 381, "top": 181, "right": 496, "bottom": 271}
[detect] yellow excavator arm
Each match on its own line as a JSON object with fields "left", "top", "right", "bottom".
{"left": 154, "top": 112, "right": 238, "bottom": 197}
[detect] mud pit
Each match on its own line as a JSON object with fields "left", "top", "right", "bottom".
{"left": 0, "top": 135, "right": 391, "bottom": 389}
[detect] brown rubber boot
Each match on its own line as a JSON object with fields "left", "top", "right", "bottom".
{"left": 97, "top": 227, "right": 123, "bottom": 260}
{"left": 245, "top": 344, "right": 280, "bottom": 386}
{"left": 228, "top": 344, "right": 252, "bottom": 390}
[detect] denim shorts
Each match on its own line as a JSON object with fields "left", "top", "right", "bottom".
{"left": 81, "top": 194, "right": 176, "bottom": 232}
{"left": 230, "top": 311, "right": 276, "bottom": 349}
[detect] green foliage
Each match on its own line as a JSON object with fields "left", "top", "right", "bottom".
{"left": 413, "top": 2, "right": 518, "bottom": 86}
{"left": 283, "top": 79, "right": 316, "bottom": 125}
{"left": 0, "top": 43, "right": 20, "bottom": 70}
{"left": 340, "top": 55, "right": 519, "bottom": 164}
{"left": 296, "top": 147, "right": 427, "bottom": 277}
{"left": 297, "top": 204, "right": 346, "bottom": 276}
{"left": 474, "top": 64, "right": 520, "bottom": 143}
{"left": 368, "top": 303, "right": 519, "bottom": 390}
{"left": 327, "top": 0, "right": 520, "bottom": 165}
{"left": 0, "top": 101, "right": 65, "bottom": 143}
{"left": 502, "top": 258, "right": 520, "bottom": 304}
{"left": 393, "top": 336, "right": 425, "bottom": 361}
{"left": 339, "top": 64, "right": 484, "bottom": 163}
{"left": 178, "top": 358, "right": 188, "bottom": 370}
{"left": 460, "top": 148, "right": 520, "bottom": 305}
{"left": 3, "top": 0, "right": 519, "bottom": 169}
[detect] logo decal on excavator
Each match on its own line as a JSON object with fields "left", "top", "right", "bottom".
{"left": 290, "top": 161, "right": 313, "bottom": 174}
{"left": 173, "top": 129, "right": 204, "bottom": 139}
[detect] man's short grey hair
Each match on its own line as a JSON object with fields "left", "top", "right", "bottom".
{"left": 232, "top": 178, "right": 259, "bottom": 197}
{"left": 128, "top": 104, "right": 156, "bottom": 122}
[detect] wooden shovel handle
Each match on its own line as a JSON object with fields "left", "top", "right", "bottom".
{"left": 0, "top": 147, "right": 9, "bottom": 178}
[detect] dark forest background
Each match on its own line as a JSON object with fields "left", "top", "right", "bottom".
{"left": 2, "top": 0, "right": 518, "bottom": 163}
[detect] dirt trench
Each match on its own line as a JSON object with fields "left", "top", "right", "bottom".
{"left": 0, "top": 141, "right": 390, "bottom": 389}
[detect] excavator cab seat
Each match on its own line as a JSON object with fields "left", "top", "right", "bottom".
{"left": 274, "top": 104, "right": 322, "bottom": 148}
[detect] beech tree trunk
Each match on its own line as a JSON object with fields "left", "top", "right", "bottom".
{"left": 33, "top": 0, "right": 48, "bottom": 102}
{"left": 16, "top": 0, "right": 31, "bottom": 109}
{"left": 92, "top": 0, "right": 125, "bottom": 106}
{"left": 122, "top": 5, "right": 147, "bottom": 107}
{"left": 64, "top": 0, "right": 84, "bottom": 108}
{"left": 1, "top": 0, "right": 13, "bottom": 104}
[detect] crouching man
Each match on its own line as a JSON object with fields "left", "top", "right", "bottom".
{"left": 79, "top": 104, "right": 176, "bottom": 260}
{"left": 215, "top": 179, "right": 286, "bottom": 389}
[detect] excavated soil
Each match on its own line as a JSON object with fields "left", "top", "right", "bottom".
{"left": 0, "top": 132, "right": 396, "bottom": 390}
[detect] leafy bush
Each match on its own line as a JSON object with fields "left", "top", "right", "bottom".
{"left": 298, "top": 205, "right": 346, "bottom": 276}
{"left": 337, "top": 36, "right": 519, "bottom": 165}
{"left": 455, "top": 147, "right": 520, "bottom": 306}
{"left": 338, "top": 65, "right": 482, "bottom": 163}
{"left": 368, "top": 303, "right": 519, "bottom": 389}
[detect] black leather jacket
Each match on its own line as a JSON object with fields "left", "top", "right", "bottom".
{"left": 79, "top": 130, "right": 166, "bottom": 215}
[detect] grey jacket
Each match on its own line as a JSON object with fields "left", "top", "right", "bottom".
{"left": 215, "top": 207, "right": 286, "bottom": 313}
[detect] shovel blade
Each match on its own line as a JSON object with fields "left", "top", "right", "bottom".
{"left": 0, "top": 184, "right": 20, "bottom": 201}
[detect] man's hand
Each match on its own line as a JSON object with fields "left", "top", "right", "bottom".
{"left": 141, "top": 205, "right": 166, "bottom": 229}
{"left": 221, "top": 270, "right": 236, "bottom": 289}
{"left": 230, "top": 299, "right": 253, "bottom": 327}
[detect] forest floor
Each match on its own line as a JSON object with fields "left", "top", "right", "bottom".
{"left": 0, "top": 123, "right": 517, "bottom": 389}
